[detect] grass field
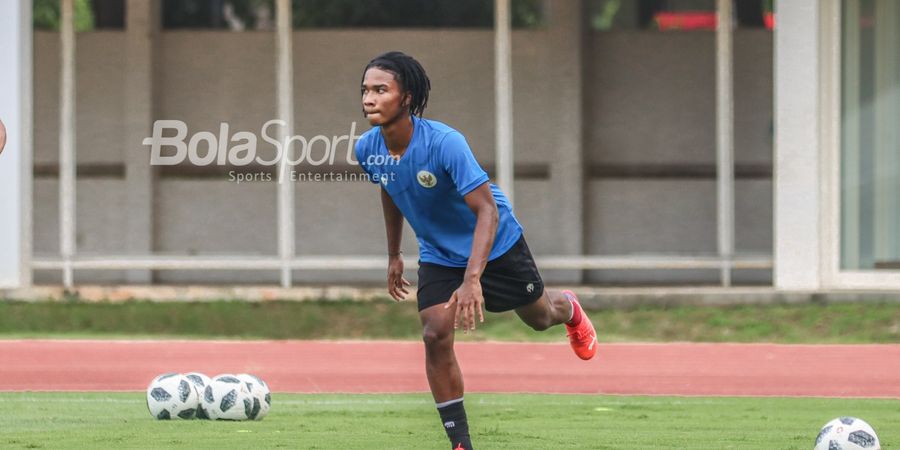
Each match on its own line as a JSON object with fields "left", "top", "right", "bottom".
{"left": 1, "top": 392, "right": 898, "bottom": 449}
{"left": 2, "top": 299, "right": 900, "bottom": 343}
{"left": 3, "top": 300, "right": 898, "bottom": 448}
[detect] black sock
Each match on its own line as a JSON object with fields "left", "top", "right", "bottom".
{"left": 437, "top": 398, "right": 473, "bottom": 450}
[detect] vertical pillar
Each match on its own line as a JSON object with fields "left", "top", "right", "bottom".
{"left": 124, "top": 0, "right": 159, "bottom": 283}
{"left": 276, "top": 0, "right": 294, "bottom": 287}
{"left": 60, "top": 0, "right": 77, "bottom": 288}
{"left": 546, "top": 0, "right": 585, "bottom": 283}
{"left": 495, "top": 0, "right": 514, "bottom": 206}
{"left": 0, "top": 0, "right": 33, "bottom": 288}
{"left": 716, "top": 0, "right": 735, "bottom": 286}
{"left": 774, "top": 0, "right": 822, "bottom": 289}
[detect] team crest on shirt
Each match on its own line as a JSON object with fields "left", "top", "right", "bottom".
{"left": 417, "top": 170, "right": 437, "bottom": 188}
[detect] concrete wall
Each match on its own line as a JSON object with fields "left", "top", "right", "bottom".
{"left": 33, "top": 32, "right": 127, "bottom": 166}
{"left": 584, "top": 30, "right": 773, "bottom": 284}
{"left": 32, "top": 28, "right": 773, "bottom": 285}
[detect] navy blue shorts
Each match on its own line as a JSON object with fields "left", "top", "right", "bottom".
{"left": 416, "top": 235, "right": 545, "bottom": 313}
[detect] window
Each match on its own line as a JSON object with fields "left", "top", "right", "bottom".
{"left": 840, "top": 0, "right": 900, "bottom": 270}
{"left": 162, "top": 0, "right": 543, "bottom": 30}
{"left": 163, "top": 0, "right": 275, "bottom": 30}
{"left": 292, "top": 0, "right": 542, "bottom": 28}
{"left": 33, "top": 0, "right": 125, "bottom": 31}
{"left": 588, "top": 0, "right": 774, "bottom": 31}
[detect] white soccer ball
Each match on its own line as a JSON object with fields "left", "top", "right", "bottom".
{"left": 201, "top": 374, "right": 255, "bottom": 421}
{"left": 146, "top": 373, "right": 200, "bottom": 420}
{"left": 814, "top": 417, "right": 881, "bottom": 450}
{"left": 237, "top": 373, "right": 271, "bottom": 420}
{"left": 184, "top": 372, "right": 213, "bottom": 419}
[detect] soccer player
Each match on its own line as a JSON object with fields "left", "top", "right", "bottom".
{"left": 355, "top": 51, "right": 598, "bottom": 450}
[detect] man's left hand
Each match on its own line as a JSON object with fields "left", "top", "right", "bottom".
{"left": 445, "top": 278, "right": 485, "bottom": 333}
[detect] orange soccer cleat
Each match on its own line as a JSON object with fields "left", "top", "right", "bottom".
{"left": 562, "top": 290, "right": 598, "bottom": 360}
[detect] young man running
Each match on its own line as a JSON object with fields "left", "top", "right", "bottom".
{"left": 355, "top": 51, "right": 598, "bottom": 450}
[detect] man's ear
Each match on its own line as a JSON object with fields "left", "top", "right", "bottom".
{"left": 401, "top": 92, "right": 412, "bottom": 110}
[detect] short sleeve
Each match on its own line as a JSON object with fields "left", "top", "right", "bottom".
{"left": 439, "top": 132, "right": 489, "bottom": 196}
{"left": 354, "top": 135, "right": 380, "bottom": 184}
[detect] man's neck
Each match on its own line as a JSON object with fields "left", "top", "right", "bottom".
{"left": 381, "top": 115, "right": 414, "bottom": 158}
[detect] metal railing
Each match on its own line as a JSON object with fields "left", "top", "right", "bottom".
{"left": 32, "top": 254, "right": 772, "bottom": 272}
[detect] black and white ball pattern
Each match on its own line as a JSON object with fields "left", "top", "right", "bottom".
{"left": 814, "top": 417, "right": 881, "bottom": 450}
{"left": 237, "top": 373, "right": 271, "bottom": 420}
{"left": 146, "top": 373, "right": 200, "bottom": 420}
{"left": 183, "top": 372, "right": 213, "bottom": 419}
{"left": 202, "top": 374, "right": 255, "bottom": 421}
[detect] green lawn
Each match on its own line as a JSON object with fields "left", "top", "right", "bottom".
{"left": 2, "top": 299, "right": 900, "bottom": 343}
{"left": 0, "top": 392, "right": 897, "bottom": 449}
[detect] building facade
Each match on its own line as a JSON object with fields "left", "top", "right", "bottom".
{"left": 0, "top": 0, "right": 897, "bottom": 290}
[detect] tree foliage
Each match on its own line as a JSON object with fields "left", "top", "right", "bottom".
{"left": 33, "top": 0, "right": 96, "bottom": 31}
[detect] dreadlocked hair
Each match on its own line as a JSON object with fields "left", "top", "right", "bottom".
{"left": 363, "top": 51, "right": 431, "bottom": 117}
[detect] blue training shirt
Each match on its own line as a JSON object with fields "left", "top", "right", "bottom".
{"left": 355, "top": 116, "right": 523, "bottom": 267}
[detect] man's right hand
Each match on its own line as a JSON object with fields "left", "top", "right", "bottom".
{"left": 387, "top": 254, "right": 411, "bottom": 301}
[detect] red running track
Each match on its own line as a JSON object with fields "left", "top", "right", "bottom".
{"left": 1, "top": 340, "right": 899, "bottom": 398}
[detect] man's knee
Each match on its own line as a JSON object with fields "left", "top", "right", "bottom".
{"left": 422, "top": 323, "right": 453, "bottom": 351}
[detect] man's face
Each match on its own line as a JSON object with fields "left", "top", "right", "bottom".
{"left": 361, "top": 67, "right": 409, "bottom": 127}
{"left": 0, "top": 119, "right": 7, "bottom": 155}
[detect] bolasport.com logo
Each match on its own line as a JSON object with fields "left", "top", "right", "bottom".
{"left": 141, "top": 119, "right": 398, "bottom": 184}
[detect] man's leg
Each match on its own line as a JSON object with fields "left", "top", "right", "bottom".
{"left": 420, "top": 303, "right": 473, "bottom": 450}
{"left": 420, "top": 303, "right": 463, "bottom": 401}
{"left": 514, "top": 289, "right": 598, "bottom": 360}
{"left": 513, "top": 289, "right": 572, "bottom": 331}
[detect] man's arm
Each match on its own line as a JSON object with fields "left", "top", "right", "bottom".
{"left": 461, "top": 183, "right": 499, "bottom": 283}
{"left": 381, "top": 187, "right": 404, "bottom": 256}
{"left": 445, "top": 182, "right": 498, "bottom": 332}
{"left": 381, "top": 187, "right": 410, "bottom": 301}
